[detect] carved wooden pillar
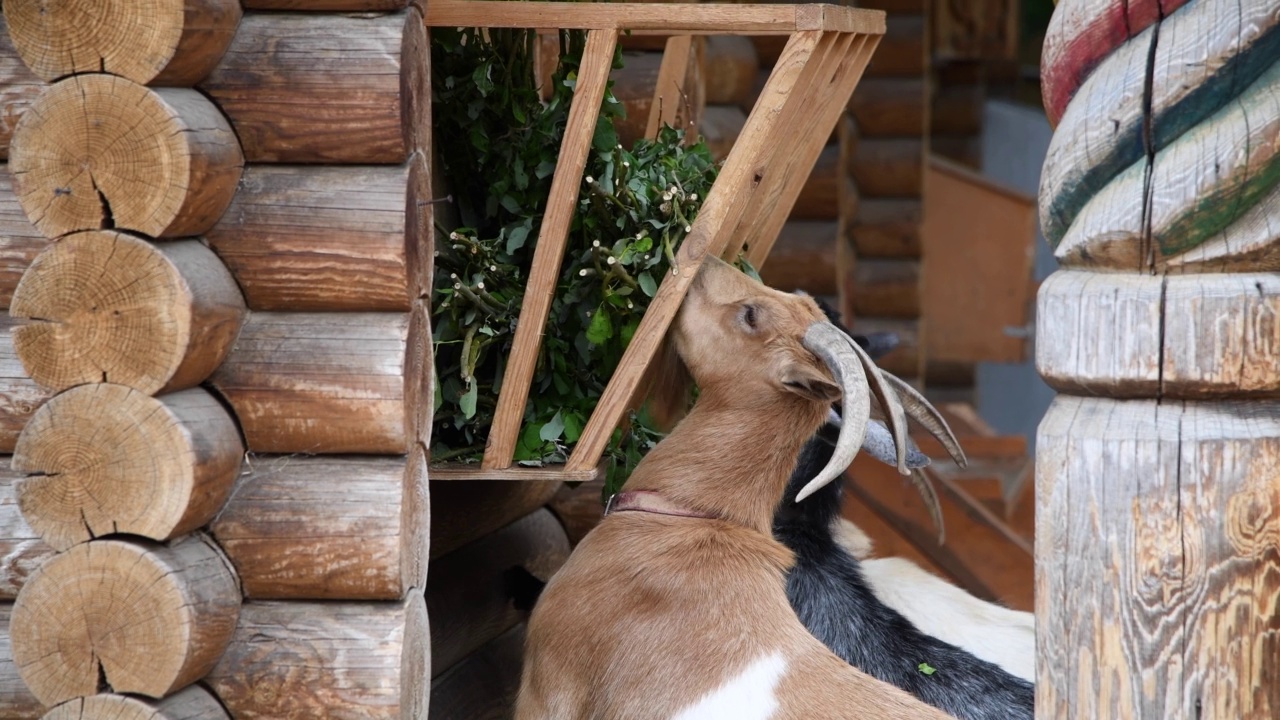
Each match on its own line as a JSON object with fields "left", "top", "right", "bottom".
{"left": 1036, "top": 1, "right": 1280, "bottom": 717}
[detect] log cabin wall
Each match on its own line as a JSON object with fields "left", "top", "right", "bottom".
{"left": 1035, "top": 0, "right": 1280, "bottom": 717}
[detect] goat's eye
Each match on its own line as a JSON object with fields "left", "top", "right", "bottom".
{"left": 739, "top": 304, "right": 759, "bottom": 331}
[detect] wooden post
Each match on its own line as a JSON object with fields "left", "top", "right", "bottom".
{"left": 1036, "top": 1, "right": 1280, "bottom": 716}
{"left": 40, "top": 687, "right": 231, "bottom": 720}
{"left": 0, "top": 603, "right": 42, "bottom": 720}
{"left": 0, "top": 464, "right": 56, "bottom": 601}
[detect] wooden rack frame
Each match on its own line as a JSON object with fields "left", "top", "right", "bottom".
{"left": 426, "top": 1, "right": 884, "bottom": 481}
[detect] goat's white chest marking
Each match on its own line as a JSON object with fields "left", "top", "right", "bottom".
{"left": 671, "top": 652, "right": 787, "bottom": 720}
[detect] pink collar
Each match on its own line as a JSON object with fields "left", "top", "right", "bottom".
{"left": 604, "top": 490, "right": 717, "bottom": 520}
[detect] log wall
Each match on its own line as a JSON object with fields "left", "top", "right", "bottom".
{"left": 1035, "top": 1, "right": 1280, "bottom": 717}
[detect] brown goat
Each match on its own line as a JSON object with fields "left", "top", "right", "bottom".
{"left": 517, "top": 257, "right": 959, "bottom": 720}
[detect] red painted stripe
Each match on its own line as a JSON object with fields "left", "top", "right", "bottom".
{"left": 1041, "top": 0, "right": 1191, "bottom": 126}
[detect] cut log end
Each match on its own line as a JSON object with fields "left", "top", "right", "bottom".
{"left": 4, "top": 0, "right": 242, "bottom": 85}
{"left": 9, "top": 76, "right": 242, "bottom": 238}
{"left": 41, "top": 686, "right": 231, "bottom": 720}
{"left": 11, "top": 535, "right": 241, "bottom": 707}
{"left": 13, "top": 384, "right": 242, "bottom": 551}
{"left": 10, "top": 232, "right": 246, "bottom": 394}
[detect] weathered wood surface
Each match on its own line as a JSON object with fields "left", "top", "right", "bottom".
{"left": 4, "top": 0, "right": 242, "bottom": 85}
{"left": 9, "top": 76, "right": 242, "bottom": 239}
{"left": 547, "top": 479, "right": 606, "bottom": 546}
{"left": 933, "top": 0, "right": 1018, "bottom": 63}
{"left": 1037, "top": 271, "right": 1280, "bottom": 398}
{"left": 1037, "top": 396, "right": 1280, "bottom": 718}
{"left": 201, "top": 10, "right": 428, "bottom": 163}
{"left": 42, "top": 687, "right": 230, "bottom": 720}
{"left": 428, "top": 508, "right": 569, "bottom": 676}
{"left": 759, "top": 221, "right": 839, "bottom": 295}
{"left": 851, "top": 138, "right": 923, "bottom": 198}
{"left": 922, "top": 156, "right": 1036, "bottom": 364}
{"left": 0, "top": 465, "right": 54, "bottom": 601}
{"left": 704, "top": 35, "right": 758, "bottom": 105}
{"left": 863, "top": 14, "right": 924, "bottom": 77}
{"left": 211, "top": 449, "right": 428, "bottom": 600}
{"left": 13, "top": 384, "right": 241, "bottom": 551}
{"left": 0, "top": 317, "right": 49, "bottom": 453}
{"left": 850, "top": 198, "right": 921, "bottom": 257}
{"left": 1041, "top": 0, "right": 1192, "bottom": 125}
{"left": 0, "top": 603, "right": 42, "bottom": 720}
{"left": 848, "top": 77, "right": 925, "bottom": 137}
{"left": 11, "top": 535, "right": 240, "bottom": 706}
{"left": 243, "top": 0, "right": 405, "bottom": 8}
{"left": 793, "top": 143, "right": 854, "bottom": 220}
{"left": 0, "top": 18, "right": 41, "bottom": 163}
{"left": 206, "top": 595, "right": 430, "bottom": 720}
{"left": 430, "top": 479, "right": 562, "bottom": 559}
{"left": 206, "top": 156, "right": 432, "bottom": 311}
{"left": 1041, "top": 2, "right": 1280, "bottom": 251}
{"left": 0, "top": 169, "right": 47, "bottom": 309}
{"left": 852, "top": 259, "right": 919, "bottom": 318}
{"left": 209, "top": 311, "right": 423, "bottom": 454}
{"left": 10, "top": 232, "right": 246, "bottom": 395}
{"left": 428, "top": 625, "right": 525, "bottom": 720}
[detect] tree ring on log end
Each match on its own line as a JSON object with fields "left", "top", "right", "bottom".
{"left": 13, "top": 384, "right": 242, "bottom": 551}
{"left": 3, "top": 0, "right": 242, "bottom": 86}
{"left": 42, "top": 686, "right": 231, "bottom": 720}
{"left": 10, "top": 231, "right": 246, "bottom": 394}
{"left": 11, "top": 535, "right": 241, "bottom": 706}
{"left": 1037, "top": 271, "right": 1280, "bottom": 398}
{"left": 9, "top": 75, "right": 242, "bottom": 238}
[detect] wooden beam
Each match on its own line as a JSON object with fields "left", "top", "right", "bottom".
{"left": 484, "top": 29, "right": 618, "bottom": 469}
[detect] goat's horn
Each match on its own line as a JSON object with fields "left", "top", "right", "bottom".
{"left": 862, "top": 420, "right": 931, "bottom": 469}
{"left": 797, "top": 323, "right": 870, "bottom": 502}
{"left": 844, "top": 333, "right": 911, "bottom": 474}
{"left": 881, "top": 373, "right": 968, "bottom": 468}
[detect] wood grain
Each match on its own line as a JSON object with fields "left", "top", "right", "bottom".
{"left": 850, "top": 137, "right": 923, "bottom": 198}
{"left": 10, "top": 232, "right": 246, "bottom": 395}
{"left": 698, "top": 104, "right": 747, "bottom": 161}
{"left": 852, "top": 258, "right": 920, "bottom": 318}
{"left": 703, "top": 35, "right": 758, "bottom": 106}
{"left": 485, "top": 29, "right": 617, "bottom": 470}
{"left": 0, "top": 17, "right": 42, "bottom": 163}
{"left": 0, "top": 464, "right": 55, "bottom": 600}
{"left": 547, "top": 478, "right": 607, "bottom": 546}
{"left": 42, "top": 687, "right": 230, "bottom": 720}
{"left": 1041, "top": 2, "right": 1280, "bottom": 250}
{"left": 13, "top": 384, "right": 242, "bottom": 551}
{"left": 848, "top": 77, "right": 926, "bottom": 137}
{"left": 3, "top": 0, "right": 242, "bottom": 85}
{"left": 0, "top": 168, "right": 47, "bottom": 310}
{"left": 644, "top": 36, "right": 703, "bottom": 140}
{"left": 792, "top": 144, "right": 852, "bottom": 220}
{"left": 243, "top": 0, "right": 405, "bottom": 7}
{"left": 206, "top": 156, "right": 431, "bottom": 311}
{"left": 427, "top": 508, "right": 569, "bottom": 676}
{"left": 9, "top": 76, "right": 242, "bottom": 238}
{"left": 206, "top": 595, "right": 429, "bottom": 720}
{"left": 0, "top": 316, "right": 49, "bottom": 453}
{"left": 1037, "top": 270, "right": 1280, "bottom": 399}
{"left": 758, "top": 220, "right": 839, "bottom": 295}
{"left": 0, "top": 603, "right": 42, "bottom": 720}
{"left": 201, "top": 11, "right": 427, "bottom": 163}
{"left": 1037, "top": 396, "right": 1280, "bottom": 718}
{"left": 11, "top": 535, "right": 240, "bottom": 706}
{"left": 849, "top": 198, "right": 922, "bottom": 257}
{"left": 211, "top": 449, "right": 428, "bottom": 600}
{"left": 863, "top": 13, "right": 924, "bottom": 77}
{"left": 209, "top": 312, "right": 415, "bottom": 454}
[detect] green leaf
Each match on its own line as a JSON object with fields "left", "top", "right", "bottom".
{"left": 506, "top": 222, "right": 530, "bottom": 254}
{"left": 593, "top": 114, "right": 618, "bottom": 152}
{"left": 459, "top": 378, "right": 478, "bottom": 419}
{"left": 539, "top": 411, "right": 566, "bottom": 442}
{"left": 917, "top": 663, "right": 937, "bottom": 676}
{"left": 586, "top": 307, "right": 613, "bottom": 344}
{"left": 634, "top": 236, "right": 653, "bottom": 252}
{"left": 500, "top": 194, "right": 521, "bottom": 214}
{"left": 432, "top": 368, "right": 444, "bottom": 414}
{"left": 563, "top": 412, "right": 585, "bottom": 443}
{"left": 535, "top": 159, "right": 556, "bottom": 179}
{"left": 638, "top": 272, "right": 658, "bottom": 297}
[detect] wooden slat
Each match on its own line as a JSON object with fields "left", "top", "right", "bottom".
{"left": 566, "top": 30, "right": 824, "bottom": 471}
{"left": 483, "top": 29, "right": 618, "bottom": 469}
{"left": 645, "top": 35, "right": 695, "bottom": 138}
{"left": 429, "top": 464, "right": 601, "bottom": 482}
{"left": 746, "top": 34, "right": 878, "bottom": 266}
{"left": 423, "top": 1, "right": 886, "bottom": 35}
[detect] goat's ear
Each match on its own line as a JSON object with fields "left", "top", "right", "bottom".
{"left": 779, "top": 362, "right": 841, "bottom": 403}
{"left": 640, "top": 336, "right": 694, "bottom": 431}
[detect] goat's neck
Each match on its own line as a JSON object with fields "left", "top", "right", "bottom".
{"left": 623, "top": 394, "right": 825, "bottom": 535}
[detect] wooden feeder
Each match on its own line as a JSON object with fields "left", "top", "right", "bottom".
{"left": 425, "top": 0, "right": 886, "bottom": 482}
